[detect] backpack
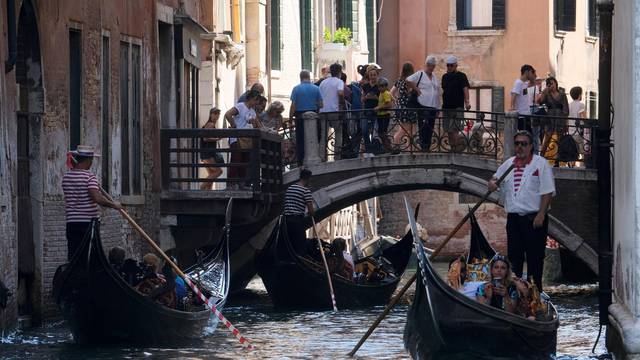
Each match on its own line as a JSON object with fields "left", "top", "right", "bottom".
{"left": 349, "top": 82, "right": 363, "bottom": 110}
{"left": 557, "top": 134, "right": 579, "bottom": 162}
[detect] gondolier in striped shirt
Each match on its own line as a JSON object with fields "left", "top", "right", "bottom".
{"left": 62, "top": 145, "right": 121, "bottom": 261}
{"left": 488, "top": 131, "right": 555, "bottom": 290}
{"left": 283, "top": 168, "right": 315, "bottom": 255}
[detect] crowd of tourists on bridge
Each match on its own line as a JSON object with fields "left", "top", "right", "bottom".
{"left": 195, "top": 54, "right": 591, "bottom": 190}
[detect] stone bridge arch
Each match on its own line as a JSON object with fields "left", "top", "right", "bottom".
{"left": 285, "top": 157, "right": 598, "bottom": 274}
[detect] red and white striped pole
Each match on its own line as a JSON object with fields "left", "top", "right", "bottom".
{"left": 101, "top": 189, "right": 255, "bottom": 350}
{"left": 183, "top": 277, "right": 254, "bottom": 350}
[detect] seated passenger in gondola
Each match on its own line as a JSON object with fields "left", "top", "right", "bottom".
{"left": 475, "top": 254, "right": 519, "bottom": 313}
{"left": 327, "top": 238, "right": 355, "bottom": 281}
{"left": 108, "top": 246, "right": 126, "bottom": 270}
{"left": 135, "top": 253, "right": 177, "bottom": 309}
{"left": 447, "top": 256, "right": 484, "bottom": 299}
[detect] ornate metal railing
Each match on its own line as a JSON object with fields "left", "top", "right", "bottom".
{"left": 160, "top": 128, "right": 282, "bottom": 193}
{"left": 281, "top": 109, "right": 598, "bottom": 168}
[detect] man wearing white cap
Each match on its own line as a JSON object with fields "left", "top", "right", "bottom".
{"left": 62, "top": 145, "right": 121, "bottom": 260}
{"left": 406, "top": 55, "right": 440, "bottom": 151}
{"left": 442, "top": 55, "right": 471, "bottom": 152}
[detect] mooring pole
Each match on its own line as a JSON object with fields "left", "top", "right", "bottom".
{"left": 596, "top": 0, "right": 614, "bottom": 326}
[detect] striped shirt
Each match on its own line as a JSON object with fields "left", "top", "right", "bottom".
{"left": 284, "top": 184, "right": 313, "bottom": 216}
{"left": 62, "top": 170, "right": 100, "bottom": 222}
{"left": 513, "top": 166, "right": 525, "bottom": 193}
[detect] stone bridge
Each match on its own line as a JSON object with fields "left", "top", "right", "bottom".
{"left": 283, "top": 153, "right": 599, "bottom": 273}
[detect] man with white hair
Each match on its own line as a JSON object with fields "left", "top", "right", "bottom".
{"left": 442, "top": 55, "right": 471, "bottom": 152}
{"left": 406, "top": 55, "right": 440, "bottom": 151}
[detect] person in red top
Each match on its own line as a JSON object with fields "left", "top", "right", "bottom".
{"left": 62, "top": 145, "right": 120, "bottom": 260}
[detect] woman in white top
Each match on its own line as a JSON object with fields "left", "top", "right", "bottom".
{"left": 224, "top": 90, "right": 263, "bottom": 189}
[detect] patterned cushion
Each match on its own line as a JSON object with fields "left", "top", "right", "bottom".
{"left": 466, "top": 257, "right": 491, "bottom": 282}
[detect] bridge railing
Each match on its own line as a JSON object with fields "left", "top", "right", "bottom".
{"left": 160, "top": 128, "right": 282, "bottom": 193}
{"left": 282, "top": 109, "right": 598, "bottom": 168}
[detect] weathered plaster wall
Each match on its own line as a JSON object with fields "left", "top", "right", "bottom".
{"left": 0, "top": 0, "right": 212, "bottom": 323}
{"left": 0, "top": 0, "right": 19, "bottom": 330}
{"left": 611, "top": 0, "right": 639, "bottom": 323}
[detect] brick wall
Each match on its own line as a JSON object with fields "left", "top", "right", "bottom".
{"left": 378, "top": 190, "right": 508, "bottom": 258}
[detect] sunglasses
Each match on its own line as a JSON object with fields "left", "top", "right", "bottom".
{"left": 514, "top": 141, "right": 530, "bottom": 147}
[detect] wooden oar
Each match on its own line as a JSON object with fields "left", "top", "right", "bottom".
{"left": 101, "top": 190, "right": 254, "bottom": 350}
{"left": 347, "top": 164, "right": 516, "bottom": 357}
{"left": 311, "top": 216, "right": 338, "bottom": 312}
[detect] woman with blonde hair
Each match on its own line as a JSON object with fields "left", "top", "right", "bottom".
{"left": 475, "top": 254, "right": 519, "bottom": 313}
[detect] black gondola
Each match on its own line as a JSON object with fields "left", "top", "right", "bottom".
{"left": 257, "top": 211, "right": 416, "bottom": 309}
{"left": 52, "top": 221, "right": 230, "bottom": 345}
{"left": 403, "top": 203, "right": 559, "bottom": 360}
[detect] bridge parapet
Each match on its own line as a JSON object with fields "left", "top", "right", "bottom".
{"left": 286, "top": 109, "right": 598, "bottom": 169}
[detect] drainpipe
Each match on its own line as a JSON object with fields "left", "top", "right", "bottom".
{"left": 232, "top": 0, "right": 241, "bottom": 43}
{"left": 596, "top": 0, "right": 614, "bottom": 326}
{"left": 5, "top": 0, "right": 16, "bottom": 73}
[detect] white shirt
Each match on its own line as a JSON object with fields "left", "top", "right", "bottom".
{"left": 407, "top": 70, "right": 440, "bottom": 108}
{"left": 494, "top": 155, "right": 556, "bottom": 215}
{"left": 460, "top": 281, "right": 484, "bottom": 299}
{"left": 569, "top": 100, "right": 585, "bottom": 118}
{"left": 229, "top": 102, "right": 256, "bottom": 144}
{"left": 511, "top": 79, "right": 533, "bottom": 115}
{"left": 319, "top": 77, "right": 344, "bottom": 112}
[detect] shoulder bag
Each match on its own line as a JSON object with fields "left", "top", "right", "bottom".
{"left": 407, "top": 72, "right": 424, "bottom": 108}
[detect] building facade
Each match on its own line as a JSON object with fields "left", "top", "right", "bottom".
{"left": 0, "top": 0, "right": 244, "bottom": 330}
{"left": 374, "top": 0, "right": 600, "bottom": 263}
{"left": 608, "top": 0, "right": 640, "bottom": 357}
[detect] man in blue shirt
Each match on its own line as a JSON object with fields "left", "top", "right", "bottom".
{"left": 289, "top": 70, "right": 323, "bottom": 166}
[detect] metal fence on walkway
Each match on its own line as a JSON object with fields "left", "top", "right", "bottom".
{"left": 282, "top": 109, "right": 598, "bottom": 168}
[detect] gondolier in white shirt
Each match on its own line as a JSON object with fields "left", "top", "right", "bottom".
{"left": 62, "top": 145, "right": 121, "bottom": 261}
{"left": 488, "top": 130, "right": 555, "bottom": 290}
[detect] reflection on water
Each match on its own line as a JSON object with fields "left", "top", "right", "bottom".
{"left": 0, "top": 274, "right": 608, "bottom": 359}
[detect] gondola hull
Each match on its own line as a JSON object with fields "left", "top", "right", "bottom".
{"left": 53, "top": 224, "right": 228, "bottom": 345}
{"left": 403, "top": 202, "right": 559, "bottom": 360}
{"left": 260, "top": 258, "right": 401, "bottom": 309}
{"left": 404, "top": 270, "right": 558, "bottom": 359}
{"left": 258, "top": 216, "right": 414, "bottom": 309}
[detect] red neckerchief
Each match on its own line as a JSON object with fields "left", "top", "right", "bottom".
{"left": 513, "top": 154, "right": 533, "bottom": 169}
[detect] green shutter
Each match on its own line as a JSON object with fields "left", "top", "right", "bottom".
{"left": 300, "top": 0, "right": 313, "bottom": 71}
{"left": 351, "top": 0, "right": 359, "bottom": 44}
{"left": 492, "top": 0, "right": 506, "bottom": 29}
{"left": 271, "top": 0, "right": 281, "bottom": 70}
{"left": 365, "top": 0, "right": 375, "bottom": 62}
{"left": 337, "top": 0, "right": 353, "bottom": 29}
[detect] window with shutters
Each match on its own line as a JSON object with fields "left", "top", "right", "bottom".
{"left": 120, "top": 39, "right": 143, "bottom": 195}
{"left": 456, "top": 0, "right": 505, "bottom": 30}
{"left": 300, "top": 0, "right": 313, "bottom": 71}
{"left": 586, "top": 0, "right": 598, "bottom": 38}
{"left": 101, "top": 34, "right": 110, "bottom": 189}
{"left": 554, "top": 0, "right": 576, "bottom": 32}
{"left": 69, "top": 29, "right": 82, "bottom": 150}
{"left": 336, "top": 0, "right": 359, "bottom": 44}
{"left": 365, "top": 0, "right": 375, "bottom": 62}
{"left": 271, "top": 0, "right": 281, "bottom": 70}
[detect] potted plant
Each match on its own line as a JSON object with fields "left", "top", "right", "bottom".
{"left": 322, "top": 27, "right": 352, "bottom": 51}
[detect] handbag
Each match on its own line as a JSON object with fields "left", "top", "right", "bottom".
{"left": 237, "top": 137, "right": 253, "bottom": 149}
{"left": 407, "top": 72, "right": 424, "bottom": 108}
{"left": 557, "top": 133, "right": 579, "bottom": 162}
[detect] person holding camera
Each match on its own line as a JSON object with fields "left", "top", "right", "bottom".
{"left": 475, "top": 254, "right": 519, "bottom": 313}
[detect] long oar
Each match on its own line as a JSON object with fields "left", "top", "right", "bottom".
{"left": 101, "top": 190, "right": 254, "bottom": 350}
{"left": 311, "top": 217, "right": 338, "bottom": 312}
{"left": 347, "top": 164, "right": 516, "bottom": 357}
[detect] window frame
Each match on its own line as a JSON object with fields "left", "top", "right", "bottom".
{"left": 554, "top": 0, "right": 577, "bottom": 33}
{"left": 101, "top": 32, "right": 110, "bottom": 191}
{"left": 69, "top": 28, "right": 83, "bottom": 150}
{"left": 270, "top": 0, "right": 281, "bottom": 70}
{"left": 455, "top": 0, "right": 505, "bottom": 31}
{"left": 119, "top": 37, "right": 144, "bottom": 197}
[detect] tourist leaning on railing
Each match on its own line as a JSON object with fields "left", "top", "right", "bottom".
{"left": 406, "top": 55, "right": 440, "bottom": 151}
{"left": 224, "top": 90, "right": 263, "bottom": 190}
{"left": 289, "top": 70, "right": 323, "bottom": 166}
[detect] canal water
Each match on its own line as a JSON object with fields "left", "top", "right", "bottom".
{"left": 0, "top": 271, "right": 608, "bottom": 359}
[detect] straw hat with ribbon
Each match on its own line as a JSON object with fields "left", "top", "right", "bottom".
{"left": 67, "top": 145, "right": 100, "bottom": 168}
